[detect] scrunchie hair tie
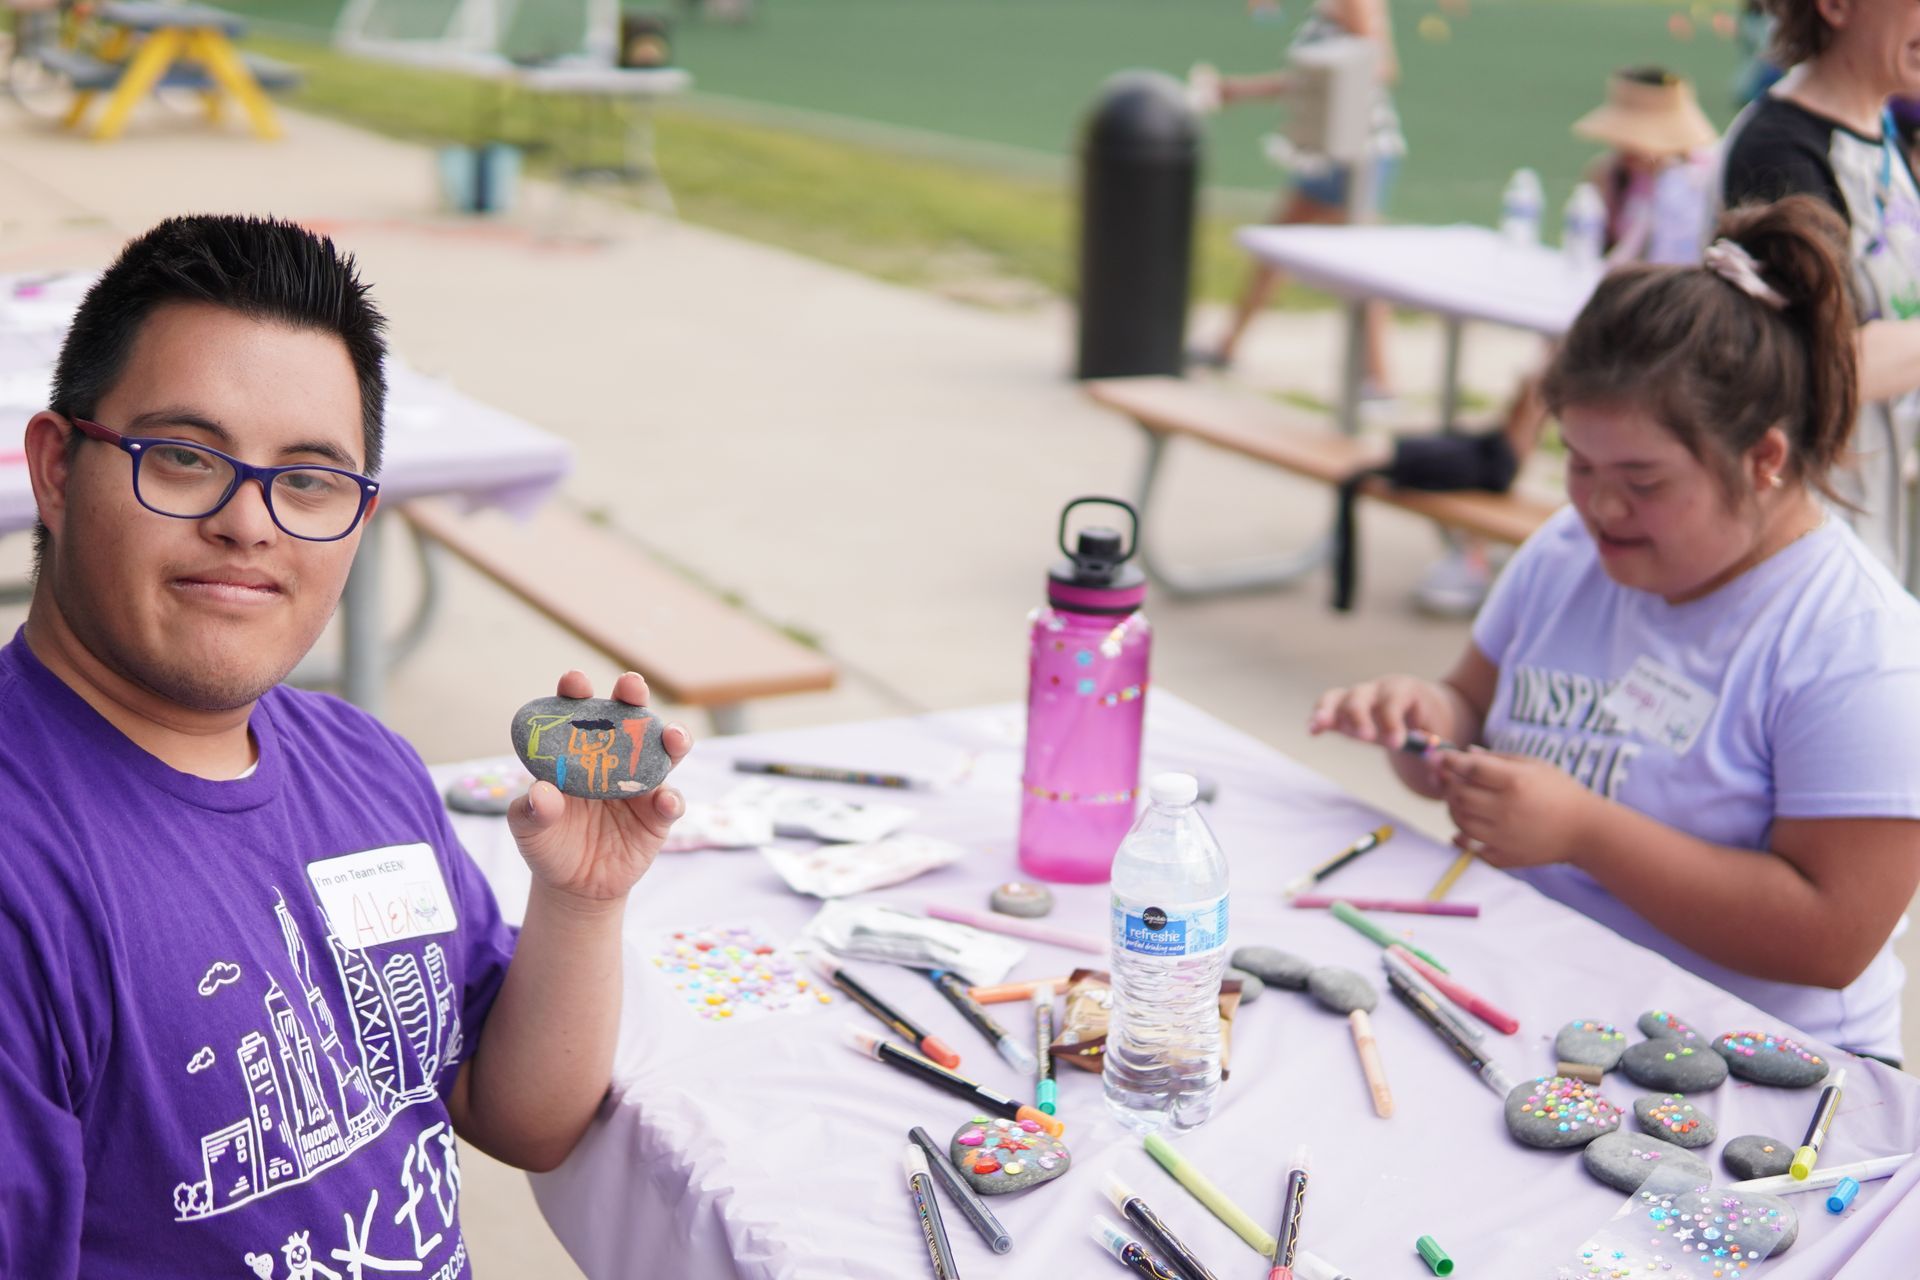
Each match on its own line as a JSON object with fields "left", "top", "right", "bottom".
{"left": 1702, "top": 238, "right": 1788, "bottom": 311}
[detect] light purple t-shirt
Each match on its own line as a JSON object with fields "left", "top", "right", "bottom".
{"left": 1474, "top": 507, "right": 1920, "bottom": 1059}
{"left": 0, "top": 631, "right": 518, "bottom": 1279}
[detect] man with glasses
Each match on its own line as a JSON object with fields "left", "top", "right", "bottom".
{"left": 0, "top": 215, "right": 690, "bottom": 1277}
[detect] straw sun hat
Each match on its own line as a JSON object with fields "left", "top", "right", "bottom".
{"left": 1572, "top": 68, "right": 1719, "bottom": 159}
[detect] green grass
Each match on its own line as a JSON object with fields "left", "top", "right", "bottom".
{"left": 224, "top": 0, "right": 1748, "bottom": 304}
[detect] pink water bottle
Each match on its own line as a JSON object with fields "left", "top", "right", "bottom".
{"left": 1018, "top": 497, "right": 1151, "bottom": 883}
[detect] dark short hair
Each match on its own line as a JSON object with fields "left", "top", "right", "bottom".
{"left": 34, "top": 215, "right": 388, "bottom": 570}
{"left": 1760, "top": 0, "right": 1830, "bottom": 68}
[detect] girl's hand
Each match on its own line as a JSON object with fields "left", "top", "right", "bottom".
{"left": 1308, "top": 675, "right": 1452, "bottom": 750}
{"left": 1438, "top": 748, "right": 1601, "bottom": 868}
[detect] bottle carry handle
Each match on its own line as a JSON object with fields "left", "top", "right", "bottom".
{"left": 1057, "top": 495, "right": 1140, "bottom": 564}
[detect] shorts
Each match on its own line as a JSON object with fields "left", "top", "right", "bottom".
{"left": 1293, "top": 154, "right": 1401, "bottom": 214}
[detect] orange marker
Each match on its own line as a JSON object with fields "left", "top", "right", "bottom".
{"left": 812, "top": 955, "right": 960, "bottom": 1069}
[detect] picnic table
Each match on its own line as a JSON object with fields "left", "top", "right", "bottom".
{"left": 436, "top": 692, "right": 1920, "bottom": 1278}
{"left": 48, "top": 1, "right": 297, "bottom": 141}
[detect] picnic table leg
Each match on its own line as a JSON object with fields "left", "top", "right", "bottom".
{"left": 90, "top": 28, "right": 184, "bottom": 141}
{"left": 1439, "top": 317, "right": 1463, "bottom": 433}
{"left": 1336, "top": 299, "right": 1365, "bottom": 437}
{"left": 186, "top": 29, "right": 280, "bottom": 140}
{"left": 341, "top": 508, "right": 386, "bottom": 715}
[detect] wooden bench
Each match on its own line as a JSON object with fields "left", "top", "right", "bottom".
{"left": 1084, "top": 375, "right": 1561, "bottom": 603}
{"left": 401, "top": 499, "right": 837, "bottom": 733}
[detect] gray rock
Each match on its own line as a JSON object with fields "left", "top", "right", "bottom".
{"left": 1306, "top": 965, "right": 1377, "bottom": 1014}
{"left": 1581, "top": 1129, "right": 1712, "bottom": 1193}
{"left": 1554, "top": 1019, "right": 1630, "bottom": 1071}
{"left": 1712, "top": 1031, "right": 1832, "bottom": 1088}
{"left": 1620, "top": 1038, "right": 1729, "bottom": 1093}
{"left": 1652, "top": 1186, "right": 1799, "bottom": 1257}
{"left": 1504, "top": 1075, "right": 1624, "bottom": 1149}
{"left": 510, "top": 696, "right": 670, "bottom": 799}
{"left": 1632, "top": 1093, "right": 1716, "bottom": 1148}
{"left": 949, "top": 1116, "right": 1069, "bottom": 1194}
{"left": 1230, "top": 946, "right": 1313, "bottom": 991}
{"left": 989, "top": 881, "right": 1054, "bottom": 918}
{"left": 443, "top": 766, "right": 528, "bottom": 815}
{"left": 1722, "top": 1134, "right": 1794, "bottom": 1181}
{"left": 1638, "top": 1009, "right": 1703, "bottom": 1044}
{"left": 1226, "top": 968, "right": 1264, "bottom": 1005}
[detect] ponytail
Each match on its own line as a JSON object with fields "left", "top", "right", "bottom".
{"left": 1543, "top": 194, "right": 1857, "bottom": 505}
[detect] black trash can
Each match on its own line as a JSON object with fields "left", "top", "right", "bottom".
{"left": 1075, "top": 71, "right": 1199, "bottom": 380}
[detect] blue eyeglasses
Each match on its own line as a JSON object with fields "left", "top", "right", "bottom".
{"left": 72, "top": 418, "right": 379, "bottom": 542}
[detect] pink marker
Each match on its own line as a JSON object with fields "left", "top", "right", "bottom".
{"left": 1291, "top": 895, "right": 1480, "bottom": 918}
{"left": 925, "top": 904, "right": 1105, "bottom": 954}
{"left": 1387, "top": 946, "right": 1519, "bottom": 1035}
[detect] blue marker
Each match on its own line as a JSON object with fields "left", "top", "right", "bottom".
{"left": 1034, "top": 982, "right": 1058, "bottom": 1116}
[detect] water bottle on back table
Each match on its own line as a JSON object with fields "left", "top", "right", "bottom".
{"left": 1017, "top": 497, "right": 1151, "bottom": 883}
{"left": 1500, "top": 167, "right": 1544, "bottom": 245}
{"left": 1103, "top": 772, "right": 1230, "bottom": 1133}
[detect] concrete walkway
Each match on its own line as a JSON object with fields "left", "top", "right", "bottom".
{"left": 2, "top": 96, "right": 1909, "bottom": 1276}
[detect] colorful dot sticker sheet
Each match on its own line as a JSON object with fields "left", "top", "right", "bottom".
{"left": 649, "top": 924, "right": 831, "bottom": 1024}
{"left": 1567, "top": 1168, "right": 1793, "bottom": 1278}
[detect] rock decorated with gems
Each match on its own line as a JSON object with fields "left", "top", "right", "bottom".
{"left": 1306, "top": 966, "right": 1377, "bottom": 1014}
{"left": 443, "top": 766, "right": 529, "bottom": 815}
{"left": 989, "top": 881, "right": 1054, "bottom": 918}
{"left": 1638, "top": 1009, "right": 1703, "bottom": 1044}
{"left": 1226, "top": 968, "right": 1265, "bottom": 1005}
{"left": 1505, "top": 1075, "right": 1623, "bottom": 1149}
{"left": 1711, "top": 1031, "right": 1829, "bottom": 1087}
{"left": 1620, "top": 1038, "right": 1728, "bottom": 1093}
{"left": 511, "top": 696, "right": 670, "bottom": 799}
{"left": 1555, "top": 1019, "right": 1630, "bottom": 1070}
{"left": 949, "top": 1117, "right": 1070, "bottom": 1194}
{"left": 1632, "top": 1094, "right": 1715, "bottom": 1149}
{"left": 1722, "top": 1134, "right": 1794, "bottom": 1181}
{"left": 1230, "top": 946, "right": 1314, "bottom": 991}
{"left": 1581, "top": 1129, "right": 1712, "bottom": 1193}
{"left": 1651, "top": 1186, "right": 1799, "bottom": 1257}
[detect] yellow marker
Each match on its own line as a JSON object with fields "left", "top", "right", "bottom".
{"left": 1792, "top": 1068, "right": 1847, "bottom": 1180}
{"left": 1426, "top": 852, "right": 1473, "bottom": 902}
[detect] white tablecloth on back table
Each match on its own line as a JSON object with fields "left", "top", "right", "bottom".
{"left": 436, "top": 693, "right": 1920, "bottom": 1279}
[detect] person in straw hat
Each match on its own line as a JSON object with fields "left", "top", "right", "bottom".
{"left": 1572, "top": 67, "right": 1722, "bottom": 267}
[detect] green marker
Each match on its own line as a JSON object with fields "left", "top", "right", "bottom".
{"left": 1143, "top": 1134, "right": 1275, "bottom": 1256}
{"left": 1330, "top": 901, "right": 1449, "bottom": 972}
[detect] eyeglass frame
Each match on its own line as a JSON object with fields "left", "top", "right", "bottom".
{"left": 68, "top": 416, "right": 381, "bottom": 543}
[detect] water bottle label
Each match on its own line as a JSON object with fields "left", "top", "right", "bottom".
{"left": 1111, "top": 896, "right": 1228, "bottom": 957}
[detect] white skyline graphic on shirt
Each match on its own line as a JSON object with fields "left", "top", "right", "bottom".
{"left": 173, "top": 891, "right": 462, "bottom": 1221}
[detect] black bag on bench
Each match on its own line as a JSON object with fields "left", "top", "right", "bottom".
{"left": 1333, "top": 432, "right": 1518, "bottom": 612}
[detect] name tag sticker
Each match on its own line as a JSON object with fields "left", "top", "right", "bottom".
{"left": 306, "top": 843, "right": 459, "bottom": 950}
{"left": 1600, "top": 656, "right": 1718, "bottom": 757}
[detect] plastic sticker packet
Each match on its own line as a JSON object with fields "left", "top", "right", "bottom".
{"left": 648, "top": 923, "right": 833, "bottom": 1024}
{"left": 761, "top": 833, "right": 964, "bottom": 897}
{"left": 722, "top": 779, "right": 916, "bottom": 843}
{"left": 1562, "top": 1165, "right": 1794, "bottom": 1278}
{"left": 798, "top": 900, "right": 1025, "bottom": 986}
{"left": 661, "top": 803, "right": 775, "bottom": 852}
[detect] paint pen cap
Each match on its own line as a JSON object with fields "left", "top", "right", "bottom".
{"left": 1015, "top": 1104, "right": 1065, "bottom": 1137}
{"left": 1791, "top": 1146, "right": 1817, "bottom": 1181}
{"left": 919, "top": 1035, "right": 961, "bottom": 1069}
{"left": 1101, "top": 1172, "right": 1136, "bottom": 1215}
{"left": 1037, "top": 1078, "right": 1058, "bottom": 1114}
{"left": 902, "top": 1143, "right": 929, "bottom": 1187}
{"left": 1827, "top": 1176, "right": 1861, "bottom": 1214}
{"left": 1089, "top": 1215, "right": 1131, "bottom": 1259}
{"left": 1416, "top": 1235, "right": 1454, "bottom": 1276}
{"left": 807, "top": 950, "right": 844, "bottom": 983}
{"left": 998, "top": 1035, "right": 1038, "bottom": 1074}
{"left": 841, "top": 1024, "right": 883, "bottom": 1058}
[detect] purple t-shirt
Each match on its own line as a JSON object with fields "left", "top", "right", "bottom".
{"left": 0, "top": 631, "right": 518, "bottom": 1279}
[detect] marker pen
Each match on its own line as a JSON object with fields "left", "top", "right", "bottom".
{"left": 813, "top": 954, "right": 960, "bottom": 1068}
{"left": 927, "top": 970, "right": 1035, "bottom": 1073}
{"left": 1034, "top": 982, "right": 1058, "bottom": 1115}
{"left": 843, "top": 1027, "right": 1065, "bottom": 1136}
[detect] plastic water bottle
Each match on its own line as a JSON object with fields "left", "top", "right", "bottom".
{"left": 1017, "top": 497, "right": 1151, "bottom": 884}
{"left": 1103, "top": 772, "right": 1230, "bottom": 1133}
{"left": 1561, "top": 181, "right": 1606, "bottom": 270}
{"left": 1499, "top": 167, "right": 1544, "bottom": 245}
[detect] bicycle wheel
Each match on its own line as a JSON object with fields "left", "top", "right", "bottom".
{"left": 6, "top": 50, "right": 76, "bottom": 120}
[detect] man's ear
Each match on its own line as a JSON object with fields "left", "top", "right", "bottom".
{"left": 23, "top": 411, "right": 77, "bottom": 543}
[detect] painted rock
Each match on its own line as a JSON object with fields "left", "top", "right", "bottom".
{"left": 949, "top": 1116, "right": 1070, "bottom": 1195}
{"left": 1632, "top": 1093, "right": 1715, "bottom": 1148}
{"left": 1655, "top": 1186, "right": 1799, "bottom": 1257}
{"left": 989, "top": 881, "right": 1054, "bottom": 918}
{"left": 1638, "top": 1009, "right": 1703, "bottom": 1044}
{"left": 1504, "top": 1075, "right": 1623, "bottom": 1149}
{"left": 1306, "top": 965, "right": 1377, "bottom": 1014}
{"left": 443, "top": 766, "right": 530, "bottom": 815}
{"left": 510, "top": 696, "right": 669, "bottom": 799}
{"left": 1226, "top": 968, "right": 1265, "bottom": 1005}
{"left": 1581, "top": 1129, "right": 1712, "bottom": 1193}
{"left": 1620, "top": 1038, "right": 1728, "bottom": 1093}
{"left": 1230, "top": 946, "right": 1314, "bottom": 991}
{"left": 1712, "top": 1031, "right": 1830, "bottom": 1087}
{"left": 1723, "top": 1134, "right": 1795, "bottom": 1181}
{"left": 1554, "top": 1019, "right": 1630, "bottom": 1071}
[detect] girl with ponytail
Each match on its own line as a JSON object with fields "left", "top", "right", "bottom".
{"left": 1310, "top": 195, "right": 1920, "bottom": 1063}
